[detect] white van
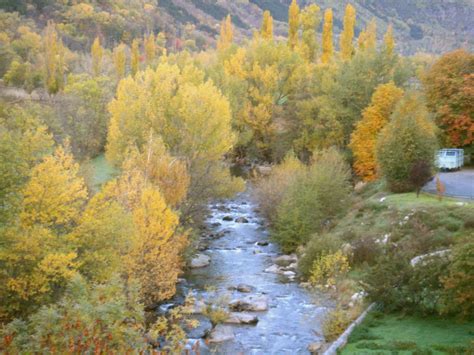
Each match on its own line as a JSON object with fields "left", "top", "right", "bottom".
{"left": 436, "top": 149, "right": 464, "bottom": 171}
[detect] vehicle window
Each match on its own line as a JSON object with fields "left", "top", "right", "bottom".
{"left": 446, "top": 151, "right": 456, "bottom": 156}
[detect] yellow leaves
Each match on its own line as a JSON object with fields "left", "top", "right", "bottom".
{"left": 340, "top": 4, "right": 356, "bottom": 61}
{"left": 131, "top": 38, "right": 140, "bottom": 75}
{"left": 144, "top": 32, "right": 156, "bottom": 65}
{"left": 91, "top": 36, "right": 103, "bottom": 76}
{"left": 217, "top": 15, "right": 233, "bottom": 51}
{"left": 43, "top": 21, "right": 65, "bottom": 94}
{"left": 321, "top": 9, "right": 334, "bottom": 64}
{"left": 37, "top": 252, "right": 78, "bottom": 284}
{"left": 224, "top": 47, "right": 247, "bottom": 79}
{"left": 113, "top": 43, "right": 127, "bottom": 80}
{"left": 350, "top": 82, "right": 404, "bottom": 181}
{"left": 309, "top": 251, "right": 350, "bottom": 287}
{"left": 384, "top": 25, "right": 395, "bottom": 56}
{"left": 21, "top": 145, "right": 88, "bottom": 228}
{"left": 261, "top": 11, "right": 273, "bottom": 40}
{"left": 288, "top": 0, "right": 300, "bottom": 49}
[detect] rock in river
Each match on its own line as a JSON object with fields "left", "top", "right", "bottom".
{"left": 207, "top": 325, "right": 235, "bottom": 343}
{"left": 190, "top": 254, "right": 211, "bottom": 268}
{"left": 222, "top": 215, "right": 233, "bottom": 221}
{"left": 225, "top": 312, "right": 259, "bottom": 325}
{"left": 185, "top": 315, "right": 212, "bottom": 339}
{"left": 235, "top": 216, "right": 249, "bottom": 223}
{"left": 229, "top": 294, "right": 269, "bottom": 312}
{"left": 228, "top": 283, "right": 254, "bottom": 293}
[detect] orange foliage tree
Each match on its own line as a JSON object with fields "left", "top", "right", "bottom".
{"left": 349, "top": 82, "right": 404, "bottom": 181}
{"left": 423, "top": 49, "right": 474, "bottom": 148}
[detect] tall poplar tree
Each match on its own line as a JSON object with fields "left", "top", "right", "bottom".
{"left": 321, "top": 9, "right": 334, "bottom": 63}
{"left": 43, "top": 21, "right": 65, "bottom": 94}
{"left": 288, "top": 0, "right": 300, "bottom": 49}
{"left": 300, "top": 4, "right": 320, "bottom": 62}
{"left": 340, "top": 4, "right": 356, "bottom": 60}
{"left": 131, "top": 38, "right": 140, "bottom": 75}
{"left": 91, "top": 36, "right": 103, "bottom": 76}
{"left": 113, "top": 43, "right": 127, "bottom": 80}
{"left": 384, "top": 25, "right": 395, "bottom": 56}
{"left": 261, "top": 10, "right": 273, "bottom": 40}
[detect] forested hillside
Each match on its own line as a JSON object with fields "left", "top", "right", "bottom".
{"left": 2, "top": 0, "right": 472, "bottom": 54}
{"left": 0, "top": 0, "right": 473, "bottom": 353}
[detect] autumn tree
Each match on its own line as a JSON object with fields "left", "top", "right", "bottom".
{"left": 340, "top": 4, "right": 356, "bottom": 61}
{"left": 365, "top": 19, "right": 377, "bottom": 50}
{"left": 43, "top": 21, "right": 65, "bottom": 94}
{"left": 384, "top": 24, "right": 395, "bottom": 56}
{"left": 288, "top": 0, "right": 300, "bottom": 49}
{"left": 300, "top": 4, "right": 320, "bottom": 62}
{"left": 91, "top": 36, "right": 103, "bottom": 76}
{"left": 113, "top": 43, "right": 127, "bottom": 79}
{"left": 376, "top": 93, "right": 438, "bottom": 192}
{"left": 144, "top": 32, "right": 156, "bottom": 64}
{"left": 321, "top": 9, "right": 334, "bottom": 63}
{"left": 261, "top": 10, "right": 273, "bottom": 40}
{"left": 350, "top": 82, "right": 404, "bottom": 181}
{"left": 422, "top": 49, "right": 474, "bottom": 148}
{"left": 131, "top": 38, "right": 140, "bottom": 75}
{"left": 107, "top": 62, "right": 243, "bottom": 221}
{"left": 217, "top": 15, "right": 233, "bottom": 51}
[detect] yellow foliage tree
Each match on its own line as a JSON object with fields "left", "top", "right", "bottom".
{"left": 349, "top": 82, "right": 404, "bottom": 181}
{"left": 217, "top": 15, "right": 233, "bottom": 51}
{"left": 127, "top": 187, "right": 187, "bottom": 304}
{"left": 91, "top": 36, "right": 103, "bottom": 76}
{"left": 384, "top": 24, "right": 395, "bottom": 56}
{"left": 43, "top": 21, "right": 65, "bottom": 94}
{"left": 261, "top": 10, "right": 273, "bottom": 40}
{"left": 113, "top": 43, "right": 127, "bottom": 79}
{"left": 131, "top": 38, "right": 140, "bottom": 75}
{"left": 288, "top": 0, "right": 300, "bottom": 49}
{"left": 321, "top": 9, "right": 334, "bottom": 63}
{"left": 21, "top": 145, "right": 88, "bottom": 229}
{"left": 340, "top": 4, "right": 356, "bottom": 60}
{"left": 365, "top": 19, "right": 377, "bottom": 50}
{"left": 144, "top": 32, "right": 156, "bottom": 65}
{"left": 300, "top": 4, "right": 320, "bottom": 62}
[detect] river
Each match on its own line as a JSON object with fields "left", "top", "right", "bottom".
{"left": 174, "top": 189, "right": 333, "bottom": 354}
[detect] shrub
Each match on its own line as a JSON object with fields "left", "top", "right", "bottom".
{"left": 1, "top": 275, "right": 151, "bottom": 353}
{"left": 272, "top": 148, "right": 351, "bottom": 252}
{"left": 364, "top": 251, "right": 450, "bottom": 315}
{"left": 351, "top": 237, "right": 381, "bottom": 266}
{"left": 322, "top": 307, "right": 352, "bottom": 341}
{"left": 309, "top": 250, "right": 350, "bottom": 287}
{"left": 409, "top": 160, "right": 432, "bottom": 197}
{"left": 441, "top": 234, "right": 474, "bottom": 320}
{"left": 298, "top": 233, "right": 342, "bottom": 278}
{"left": 376, "top": 93, "right": 438, "bottom": 192}
{"left": 254, "top": 153, "right": 305, "bottom": 223}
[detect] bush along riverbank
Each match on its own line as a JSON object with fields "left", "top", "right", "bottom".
{"left": 253, "top": 154, "right": 474, "bottom": 352}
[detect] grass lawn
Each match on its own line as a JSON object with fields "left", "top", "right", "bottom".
{"left": 380, "top": 192, "right": 474, "bottom": 210}
{"left": 83, "top": 154, "right": 117, "bottom": 191}
{"left": 340, "top": 311, "right": 474, "bottom": 354}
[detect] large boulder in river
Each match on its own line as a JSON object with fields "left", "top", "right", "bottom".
{"left": 225, "top": 312, "right": 259, "bottom": 325}
{"left": 229, "top": 294, "right": 269, "bottom": 312}
{"left": 190, "top": 254, "right": 211, "bottom": 268}
{"left": 222, "top": 215, "right": 233, "bottom": 221}
{"left": 207, "top": 325, "right": 235, "bottom": 343}
{"left": 264, "top": 264, "right": 284, "bottom": 274}
{"left": 273, "top": 254, "right": 297, "bottom": 266}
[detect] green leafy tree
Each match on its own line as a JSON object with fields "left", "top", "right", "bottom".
{"left": 376, "top": 93, "right": 438, "bottom": 192}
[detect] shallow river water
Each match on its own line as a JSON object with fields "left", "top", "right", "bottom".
{"left": 177, "top": 190, "right": 333, "bottom": 354}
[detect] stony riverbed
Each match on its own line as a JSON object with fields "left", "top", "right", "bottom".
{"left": 168, "top": 190, "right": 334, "bottom": 354}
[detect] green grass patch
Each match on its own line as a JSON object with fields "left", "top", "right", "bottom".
{"left": 380, "top": 192, "right": 473, "bottom": 210}
{"left": 82, "top": 154, "right": 118, "bottom": 191}
{"left": 341, "top": 312, "right": 474, "bottom": 354}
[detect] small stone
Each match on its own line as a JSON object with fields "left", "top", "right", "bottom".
{"left": 190, "top": 254, "right": 211, "bottom": 268}
{"left": 211, "top": 222, "right": 221, "bottom": 227}
{"left": 222, "top": 216, "right": 233, "bottom": 221}
{"left": 225, "top": 312, "right": 259, "bottom": 325}
{"left": 256, "top": 241, "right": 269, "bottom": 246}
{"left": 235, "top": 217, "right": 249, "bottom": 223}
{"left": 308, "top": 342, "right": 322, "bottom": 353}
{"left": 207, "top": 325, "right": 235, "bottom": 343}
{"left": 264, "top": 264, "right": 283, "bottom": 274}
